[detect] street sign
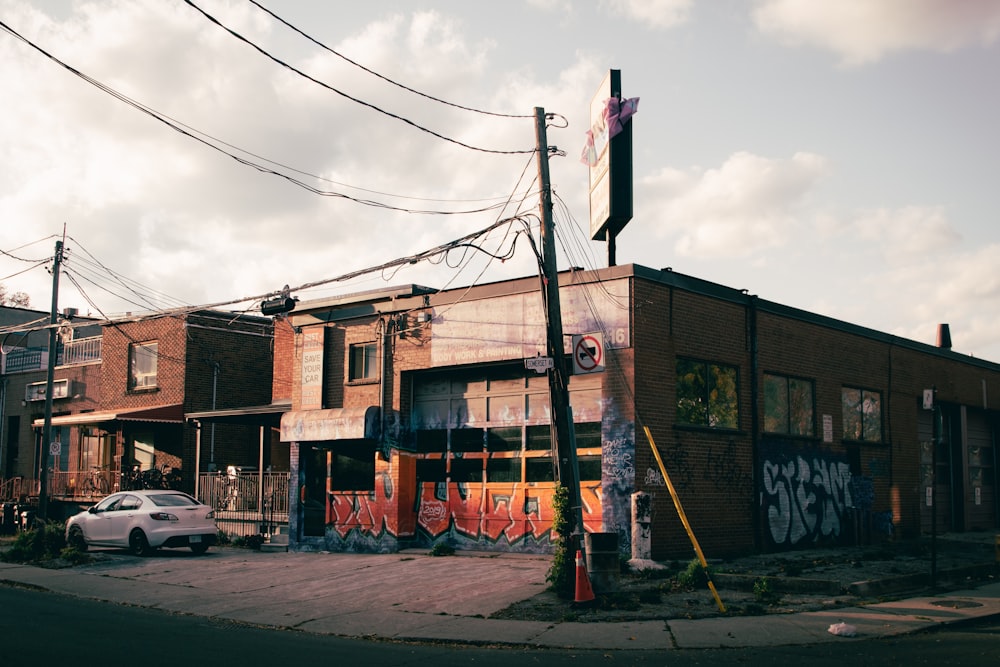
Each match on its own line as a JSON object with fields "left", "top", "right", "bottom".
{"left": 49, "top": 441, "right": 61, "bottom": 456}
{"left": 572, "top": 333, "right": 604, "bottom": 374}
{"left": 524, "top": 356, "right": 554, "bottom": 373}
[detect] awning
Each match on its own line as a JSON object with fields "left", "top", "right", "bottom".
{"left": 280, "top": 406, "right": 381, "bottom": 442}
{"left": 186, "top": 401, "right": 291, "bottom": 427}
{"left": 33, "top": 403, "right": 184, "bottom": 428}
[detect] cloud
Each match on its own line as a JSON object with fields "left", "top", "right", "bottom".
{"left": 600, "top": 0, "right": 693, "bottom": 29}
{"left": 639, "top": 151, "right": 828, "bottom": 258}
{"left": 753, "top": 0, "right": 1000, "bottom": 65}
{"left": 874, "top": 242, "right": 1000, "bottom": 357}
{"left": 0, "top": 0, "right": 591, "bottom": 315}
{"left": 850, "top": 206, "right": 961, "bottom": 264}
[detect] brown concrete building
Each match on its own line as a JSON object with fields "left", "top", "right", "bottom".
{"left": 277, "top": 264, "right": 999, "bottom": 559}
{"left": 0, "top": 309, "right": 276, "bottom": 523}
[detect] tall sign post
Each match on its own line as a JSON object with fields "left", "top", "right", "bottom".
{"left": 586, "top": 69, "right": 635, "bottom": 266}
{"left": 534, "top": 107, "right": 584, "bottom": 551}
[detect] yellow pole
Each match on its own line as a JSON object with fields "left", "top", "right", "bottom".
{"left": 644, "top": 425, "right": 726, "bottom": 613}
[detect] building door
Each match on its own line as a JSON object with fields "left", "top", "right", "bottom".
{"left": 410, "top": 365, "right": 604, "bottom": 551}
{"left": 965, "top": 409, "right": 997, "bottom": 530}
{"left": 918, "top": 408, "right": 953, "bottom": 533}
{"left": 300, "top": 445, "right": 328, "bottom": 537}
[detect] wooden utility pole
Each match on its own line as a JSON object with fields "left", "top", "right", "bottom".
{"left": 534, "top": 107, "right": 584, "bottom": 548}
{"left": 38, "top": 235, "right": 65, "bottom": 521}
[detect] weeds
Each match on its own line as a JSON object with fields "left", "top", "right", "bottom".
{"left": 676, "top": 558, "right": 711, "bottom": 589}
{"left": 753, "top": 576, "right": 782, "bottom": 604}
{"left": 1, "top": 521, "right": 90, "bottom": 565}
{"left": 430, "top": 542, "right": 455, "bottom": 557}
{"left": 545, "top": 484, "right": 575, "bottom": 599}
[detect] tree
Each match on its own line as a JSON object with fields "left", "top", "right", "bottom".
{"left": 0, "top": 283, "right": 31, "bottom": 308}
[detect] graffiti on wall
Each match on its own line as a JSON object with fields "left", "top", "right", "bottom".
{"left": 760, "top": 445, "right": 853, "bottom": 547}
{"left": 318, "top": 467, "right": 605, "bottom": 552}
{"left": 294, "top": 402, "right": 638, "bottom": 554}
{"left": 413, "top": 481, "right": 603, "bottom": 550}
{"left": 704, "top": 440, "right": 752, "bottom": 495}
{"left": 601, "top": 414, "right": 635, "bottom": 553}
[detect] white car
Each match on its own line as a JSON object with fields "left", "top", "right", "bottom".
{"left": 65, "top": 490, "right": 218, "bottom": 556}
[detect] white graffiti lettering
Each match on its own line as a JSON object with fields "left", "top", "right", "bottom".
{"left": 643, "top": 467, "right": 665, "bottom": 487}
{"left": 761, "top": 454, "right": 853, "bottom": 547}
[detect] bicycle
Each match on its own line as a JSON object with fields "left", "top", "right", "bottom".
{"left": 83, "top": 467, "right": 110, "bottom": 498}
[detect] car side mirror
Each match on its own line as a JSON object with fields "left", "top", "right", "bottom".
{"left": 88, "top": 507, "right": 98, "bottom": 514}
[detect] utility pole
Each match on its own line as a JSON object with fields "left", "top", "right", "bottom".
{"left": 38, "top": 235, "right": 65, "bottom": 522}
{"left": 534, "top": 107, "right": 584, "bottom": 550}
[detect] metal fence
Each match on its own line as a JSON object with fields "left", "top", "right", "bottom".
{"left": 48, "top": 468, "right": 120, "bottom": 499}
{"left": 198, "top": 471, "right": 290, "bottom": 537}
{"left": 1, "top": 335, "right": 102, "bottom": 374}
{"left": 0, "top": 477, "right": 38, "bottom": 502}
{"left": 61, "top": 336, "right": 102, "bottom": 366}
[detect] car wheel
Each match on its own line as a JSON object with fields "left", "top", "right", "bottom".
{"left": 128, "top": 529, "right": 153, "bottom": 557}
{"left": 190, "top": 543, "right": 209, "bottom": 555}
{"left": 67, "top": 526, "right": 88, "bottom": 552}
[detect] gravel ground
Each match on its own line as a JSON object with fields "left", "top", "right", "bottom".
{"left": 489, "top": 534, "right": 999, "bottom": 623}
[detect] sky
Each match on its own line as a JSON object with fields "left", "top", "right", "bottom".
{"left": 2, "top": 0, "right": 999, "bottom": 360}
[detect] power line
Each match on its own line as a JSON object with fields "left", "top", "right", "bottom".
{"left": 0, "top": 215, "right": 530, "bottom": 336}
{"left": 1, "top": 260, "right": 50, "bottom": 282}
{"left": 0, "top": 235, "right": 59, "bottom": 263}
{"left": 246, "top": 0, "right": 533, "bottom": 120}
{"left": 65, "top": 237, "right": 192, "bottom": 310}
{"left": 0, "top": 19, "right": 525, "bottom": 214}
{"left": 182, "top": 0, "right": 535, "bottom": 156}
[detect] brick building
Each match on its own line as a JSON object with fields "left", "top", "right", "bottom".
{"left": 276, "top": 264, "right": 999, "bottom": 559}
{"left": 0, "top": 309, "right": 275, "bottom": 519}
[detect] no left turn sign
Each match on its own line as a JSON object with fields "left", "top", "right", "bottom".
{"left": 572, "top": 333, "right": 604, "bottom": 374}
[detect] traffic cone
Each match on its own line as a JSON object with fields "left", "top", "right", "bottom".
{"left": 574, "top": 549, "right": 595, "bottom": 603}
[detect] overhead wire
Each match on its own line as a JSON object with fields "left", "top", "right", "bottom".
{"left": 65, "top": 236, "right": 192, "bottom": 310}
{"left": 0, "top": 19, "right": 524, "bottom": 214}
{"left": 391, "top": 152, "right": 544, "bottom": 331}
{"left": 1, "top": 260, "right": 51, "bottom": 283}
{"left": 183, "top": 0, "right": 535, "bottom": 156}
{"left": 0, "top": 214, "right": 531, "bottom": 336}
{"left": 245, "top": 0, "right": 532, "bottom": 120}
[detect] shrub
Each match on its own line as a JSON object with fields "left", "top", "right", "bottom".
{"left": 1, "top": 521, "right": 68, "bottom": 563}
{"left": 231, "top": 533, "right": 264, "bottom": 550}
{"left": 676, "top": 558, "right": 710, "bottom": 589}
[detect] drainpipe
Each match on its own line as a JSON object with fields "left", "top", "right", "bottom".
{"left": 747, "top": 293, "right": 761, "bottom": 551}
{"left": 0, "top": 377, "right": 6, "bottom": 479}
{"left": 208, "top": 361, "right": 220, "bottom": 469}
{"left": 380, "top": 316, "right": 392, "bottom": 452}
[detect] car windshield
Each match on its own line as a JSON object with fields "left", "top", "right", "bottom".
{"left": 147, "top": 493, "right": 200, "bottom": 507}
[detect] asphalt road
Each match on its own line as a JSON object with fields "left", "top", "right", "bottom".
{"left": 3, "top": 584, "right": 998, "bottom": 667}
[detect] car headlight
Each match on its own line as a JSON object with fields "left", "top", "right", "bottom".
{"left": 149, "top": 512, "right": 179, "bottom": 521}
{"left": 205, "top": 510, "right": 215, "bottom": 519}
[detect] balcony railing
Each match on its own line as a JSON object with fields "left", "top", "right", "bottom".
{"left": 1, "top": 336, "right": 102, "bottom": 374}
{"left": 61, "top": 336, "right": 102, "bottom": 366}
{"left": 2, "top": 347, "right": 44, "bottom": 374}
{"left": 0, "top": 476, "right": 38, "bottom": 502}
{"left": 48, "top": 468, "right": 119, "bottom": 499}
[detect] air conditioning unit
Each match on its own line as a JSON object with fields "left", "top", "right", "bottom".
{"left": 25, "top": 378, "right": 72, "bottom": 402}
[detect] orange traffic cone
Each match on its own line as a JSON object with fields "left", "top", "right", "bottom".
{"left": 574, "top": 549, "right": 595, "bottom": 603}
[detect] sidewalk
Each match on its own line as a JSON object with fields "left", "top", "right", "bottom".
{"left": 1, "top": 546, "right": 998, "bottom": 650}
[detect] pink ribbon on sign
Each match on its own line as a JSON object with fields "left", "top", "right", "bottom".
{"left": 580, "top": 96, "right": 639, "bottom": 166}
